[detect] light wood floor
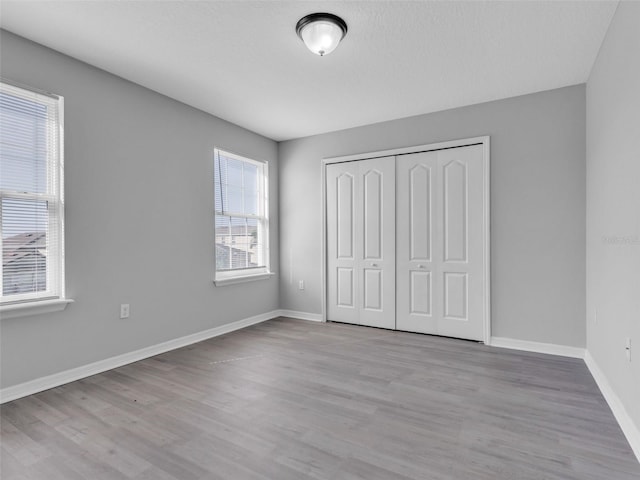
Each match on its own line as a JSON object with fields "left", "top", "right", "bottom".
{"left": 1, "top": 317, "right": 639, "bottom": 479}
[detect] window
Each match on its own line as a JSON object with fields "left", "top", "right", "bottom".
{"left": 214, "top": 148, "right": 270, "bottom": 284}
{"left": 0, "top": 81, "right": 66, "bottom": 306}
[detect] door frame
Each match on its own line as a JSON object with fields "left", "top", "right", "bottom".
{"left": 321, "top": 136, "right": 491, "bottom": 344}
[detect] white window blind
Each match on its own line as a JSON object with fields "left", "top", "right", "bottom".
{"left": 0, "top": 81, "right": 65, "bottom": 305}
{"left": 214, "top": 149, "right": 269, "bottom": 279}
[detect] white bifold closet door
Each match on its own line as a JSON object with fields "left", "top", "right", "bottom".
{"left": 396, "top": 145, "right": 484, "bottom": 340}
{"left": 326, "top": 157, "right": 395, "bottom": 329}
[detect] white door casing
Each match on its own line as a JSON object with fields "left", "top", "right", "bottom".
{"left": 326, "top": 157, "right": 395, "bottom": 328}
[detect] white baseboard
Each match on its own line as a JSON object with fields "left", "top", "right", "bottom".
{"left": 489, "top": 336, "right": 585, "bottom": 359}
{"left": 0, "top": 310, "right": 281, "bottom": 404}
{"left": 584, "top": 351, "right": 640, "bottom": 463}
{"left": 277, "top": 309, "right": 323, "bottom": 322}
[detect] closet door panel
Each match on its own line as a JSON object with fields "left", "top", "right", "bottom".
{"left": 443, "top": 159, "right": 468, "bottom": 262}
{"left": 336, "top": 267, "right": 354, "bottom": 307}
{"left": 409, "top": 165, "right": 432, "bottom": 262}
{"left": 363, "top": 170, "right": 382, "bottom": 260}
{"left": 336, "top": 173, "right": 355, "bottom": 259}
{"left": 410, "top": 270, "right": 432, "bottom": 315}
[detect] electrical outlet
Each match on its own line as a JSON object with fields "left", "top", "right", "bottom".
{"left": 120, "top": 304, "right": 130, "bottom": 319}
{"left": 298, "top": 280, "right": 305, "bottom": 290}
{"left": 625, "top": 338, "right": 631, "bottom": 362}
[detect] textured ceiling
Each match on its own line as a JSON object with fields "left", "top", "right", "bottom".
{"left": 0, "top": 1, "right": 617, "bottom": 141}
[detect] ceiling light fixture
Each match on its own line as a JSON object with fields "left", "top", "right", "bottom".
{"left": 296, "top": 13, "right": 348, "bottom": 56}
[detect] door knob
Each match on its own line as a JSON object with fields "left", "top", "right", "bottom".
{"left": 418, "top": 265, "right": 425, "bottom": 268}
{"left": 372, "top": 263, "right": 378, "bottom": 267}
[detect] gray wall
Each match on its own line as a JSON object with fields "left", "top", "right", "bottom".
{"left": 279, "top": 85, "right": 586, "bottom": 347}
{"left": 586, "top": 2, "right": 640, "bottom": 431}
{"left": 0, "top": 30, "right": 279, "bottom": 389}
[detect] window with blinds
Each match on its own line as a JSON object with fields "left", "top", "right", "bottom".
{"left": 214, "top": 149, "right": 269, "bottom": 282}
{"left": 0, "top": 81, "right": 65, "bottom": 305}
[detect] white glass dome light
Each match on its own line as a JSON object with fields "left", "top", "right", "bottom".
{"left": 296, "top": 13, "right": 348, "bottom": 56}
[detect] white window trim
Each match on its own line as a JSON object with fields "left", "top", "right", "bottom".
{"left": 213, "top": 148, "right": 271, "bottom": 286}
{"left": 214, "top": 269, "right": 275, "bottom": 286}
{"left": 1, "top": 298, "right": 73, "bottom": 320}
{"left": 0, "top": 79, "right": 70, "bottom": 315}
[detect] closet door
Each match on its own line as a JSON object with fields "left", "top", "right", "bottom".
{"left": 397, "top": 144, "right": 484, "bottom": 341}
{"left": 396, "top": 151, "right": 438, "bottom": 334}
{"left": 326, "top": 157, "right": 395, "bottom": 328}
{"left": 327, "top": 162, "right": 359, "bottom": 325}
{"left": 437, "top": 145, "right": 484, "bottom": 340}
{"left": 358, "top": 157, "right": 395, "bottom": 329}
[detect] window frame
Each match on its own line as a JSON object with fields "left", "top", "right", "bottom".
{"left": 213, "top": 148, "right": 272, "bottom": 286}
{"left": 0, "top": 79, "right": 69, "bottom": 313}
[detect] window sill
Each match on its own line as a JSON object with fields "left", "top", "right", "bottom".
{"left": 1, "top": 298, "right": 74, "bottom": 320}
{"left": 214, "top": 272, "right": 275, "bottom": 286}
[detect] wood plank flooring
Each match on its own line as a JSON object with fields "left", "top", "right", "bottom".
{"left": 1, "top": 317, "right": 639, "bottom": 479}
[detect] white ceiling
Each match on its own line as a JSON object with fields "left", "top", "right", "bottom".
{"left": 0, "top": 1, "right": 617, "bottom": 141}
